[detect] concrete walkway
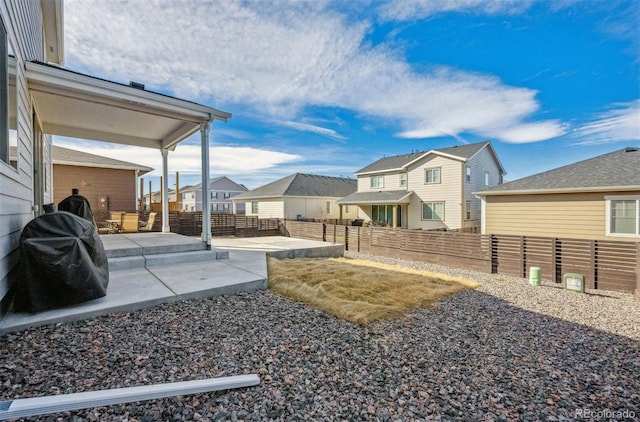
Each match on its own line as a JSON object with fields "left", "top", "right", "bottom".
{"left": 0, "top": 234, "right": 342, "bottom": 335}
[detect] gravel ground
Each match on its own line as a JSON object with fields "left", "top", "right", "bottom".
{"left": 1, "top": 252, "right": 639, "bottom": 421}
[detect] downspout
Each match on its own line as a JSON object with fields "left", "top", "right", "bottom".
{"left": 161, "top": 148, "right": 170, "bottom": 233}
{"left": 201, "top": 122, "right": 212, "bottom": 247}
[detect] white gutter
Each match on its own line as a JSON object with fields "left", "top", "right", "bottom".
{"left": 0, "top": 375, "right": 260, "bottom": 420}
{"left": 474, "top": 185, "right": 640, "bottom": 197}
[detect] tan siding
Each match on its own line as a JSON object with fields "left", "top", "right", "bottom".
{"left": 285, "top": 197, "right": 346, "bottom": 219}
{"left": 358, "top": 171, "right": 409, "bottom": 192}
{"left": 53, "top": 165, "right": 139, "bottom": 221}
{"left": 257, "top": 199, "right": 284, "bottom": 218}
{"left": 484, "top": 191, "right": 640, "bottom": 242}
{"left": 406, "top": 155, "right": 463, "bottom": 230}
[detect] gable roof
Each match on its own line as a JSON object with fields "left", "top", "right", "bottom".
{"left": 355, "top": 141, "right": 503, "bottom": 175}
{"left": 476, "top": 147, "right": 640, "bottom": 196}
{"left": 53, "top": 145, "right": 153, "bottom": 175}
{"left": 233, "top": 173, "right": 357, "bottom": 200}
{"left": 178, "top": 176, "right": 249, "bottom": 193}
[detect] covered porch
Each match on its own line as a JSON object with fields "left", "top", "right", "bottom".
{"left": 26, "top": 61, "right": 231, "bottom": 246}
{"left": 338, "top": 190, "right": 413, "bottom": 228}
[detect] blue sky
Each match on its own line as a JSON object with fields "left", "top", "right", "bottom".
{"left": 55, "top": 0, "right": 640, "bottom": 190}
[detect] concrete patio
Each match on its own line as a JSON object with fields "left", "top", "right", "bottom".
{"left": 0, "top": 233, "right": 343, "bottom": 336}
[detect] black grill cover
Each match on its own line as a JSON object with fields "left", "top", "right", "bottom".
{"left": 14, "top": 211, "right": 109, "bottom": 313}
{"left": 58, "top": 193, "right": 96, "bottom": 226}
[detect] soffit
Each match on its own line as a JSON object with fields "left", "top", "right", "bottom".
{"left": 26, "top": 61, "right": 231, "bottom": 150}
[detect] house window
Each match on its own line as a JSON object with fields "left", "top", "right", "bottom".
{"left": 224, "top": 192, "right": 231, "bottom": 199}
{"left": 607, "top": 197, "right": 640, "bottom": 236}
{"left": 211, "top": 191, "right": 218, "bottom": 199}
{"left": 1, "top": 24, "right": 18, "bottom": 169}
{"left": 223, "top": 203, "right": 230, "bottom": 211}
{"left": 484, "top": 171, "right": 490, "bottom": 186}
{"left": 466, "top": 200, "right": 472, "bottom": 220}
{"left": 344, "top": 205, "right": 351, "bottom": 213}
{"left": 399, "top": 173, "right": 407, "bottom": 187}
{"left": 251, "top": 201, "right": 259, "bottom": 214}
{"left": 190, "top": 192, "right": 195, "bottom": 199}
{"left": 372, "top": 204, "right": 394, "bottom": 225}
{"left": 422, "top": 202, "right": 444, "bottom": 220}
{"left": 465, "top": 166, "right": 471, "bottom": 182}
{"left": 325, "top": 201, "right": 331, "bottom": 214}
{"left": 425, "top": 168, "right": 441, "bottom": 184}
{"left": 371, "top": 175, "right": 384, "bottom": 188}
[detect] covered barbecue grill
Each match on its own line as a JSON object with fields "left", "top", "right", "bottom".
{"left": 14, "top": 211, "right": 109, "bottom": 313}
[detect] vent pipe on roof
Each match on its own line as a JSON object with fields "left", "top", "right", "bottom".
{"left": 129, "top": 81, "right": 145, "bottom": 90}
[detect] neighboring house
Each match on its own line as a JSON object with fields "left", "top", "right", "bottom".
{"left": 338, "top": 141, "right": 505, "bottom": 229}
{"left": 233, "top": 173, "right": 358, "bottom": 220}
{"left": 178, "top": 176, "right": 248, "bottom": 213}
{"left": 1, "top": 1, "right": 229, "bottom": 318}
{"left": 475, "top": 146, "right": 640, "bottom": 242}
{"left": 145, "top": 189, "right": 177, "bottom": 209}
{"left": 53, "top": 145, "right": 152, "bottom": 216}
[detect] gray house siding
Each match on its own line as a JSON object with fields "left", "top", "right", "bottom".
{"left": 1, "top": 0, "right": 53, "bottom": 314}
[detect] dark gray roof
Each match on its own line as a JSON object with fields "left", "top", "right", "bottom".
{"left": 234, "top": 173, "right": 357, "bottom": 199}
{"left": 477, "top": 147, "right": 640, "bottom": 195}
{"left": 337, "top": 190, "right": 413, "bottom": 205}
{"left": 356, "top": 141, "right": 493, "bottom": 174}
{"left": 53, "top": 145, "right": 153, "bottom": 174}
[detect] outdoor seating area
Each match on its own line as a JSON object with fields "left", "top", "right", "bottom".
{"left": 101, "top": 211, "right": 154, "bottom": 234}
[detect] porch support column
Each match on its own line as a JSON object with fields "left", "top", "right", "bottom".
{"left": 392, "top": 205, "right": 398, "bottom": 228}
{"left": 161, "top": 148, "right": 170, "bottom": 233}
{"left": 200, "top": 122, "right": 212, "bottom": 247}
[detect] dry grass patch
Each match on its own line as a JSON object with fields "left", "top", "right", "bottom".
{"left": 267, "top": 257, "right": 480, "bottom": 325}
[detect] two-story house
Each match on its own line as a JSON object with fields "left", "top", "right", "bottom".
{"left": 338, "top": 141, "right": 505, "bottom": 230}
{"left": 178, "top": 176, "right": 248, "bottom": 213}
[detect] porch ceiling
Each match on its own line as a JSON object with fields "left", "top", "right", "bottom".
{"left": 26, "top": 61, "right": 231, "bottom": 150}
{"left": 337, "top": 190, "right": 413, "bottom": 205}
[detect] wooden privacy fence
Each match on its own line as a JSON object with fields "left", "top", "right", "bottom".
{"left": 282, "top": 220, "right": 640, "bottom": 295}
{"left": 154, "top": 212, "right": 282, "bottom": 237}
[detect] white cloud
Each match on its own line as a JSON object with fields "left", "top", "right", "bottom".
{"left": 53, "top": 138, "right": 302, "bottom": 179}
{"left": 64, "top": 0, "right": 563, "bottom": 151}
{"left": 573, "top": 100, "right": 640, "bottom": 145}
{"left": 275, "top": 120, "right": 346, "bottom": 141}
{"left": 376, "top": 0, "right": 533, "bottom": 22}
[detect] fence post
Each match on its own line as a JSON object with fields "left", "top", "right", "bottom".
{"left": 520, "top": 236, "right": 525, "bottom": 278}
{"left": 490, "top": 235, "right": 498, "bottom": 274}
{"left": 588, "top": 240, "right": 597, "bottom": 290}
{"left": 636, "top": 243, "right": 640, "bottom": 301}
{"left": 322, "top": 223, "right": 326, "bottom": 242}
{"left": 344, "top": 226, "right": 349, "bottom": 251}
{"left": 552, "top": 238, "right": 559, "bottom": 283}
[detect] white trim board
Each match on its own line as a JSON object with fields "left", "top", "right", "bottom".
{"left": 0, "top": 375, "right": 260, "bottom": 420}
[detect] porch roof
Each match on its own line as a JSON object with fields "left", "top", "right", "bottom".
{"left": 25, "top": 61, "right": 231, "bottom": 150}
{"left": 337, "top": 190, "right": 413, "bottom": 205}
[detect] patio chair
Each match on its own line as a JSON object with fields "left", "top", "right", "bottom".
{"left": 120, "top": 213, "right": 139, "bottom": 233}
{"left": 140, "top": 212, "right": 157, "bottom": 231}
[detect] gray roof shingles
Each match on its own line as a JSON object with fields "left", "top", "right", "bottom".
{"left": 53, "top": 145, "right": 153, "bottom": 173}
{"left": 234, "top": 173, "right": 357, "bottom": 199}
{"left": 356, "top": 141, "right": 490, "bottom": 174}
{"left": 478, "top": 147, "right": 640, "bottom": 194}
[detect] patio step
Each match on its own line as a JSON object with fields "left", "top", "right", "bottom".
{"left": 109, "top": 249, "right": 229, "bottom": 271}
